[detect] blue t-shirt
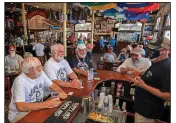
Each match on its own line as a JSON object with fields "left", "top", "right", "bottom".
{"left": 99, "top": 39, "right": 105, "bottom": 47}
{"left": 109, "top": 39, "right": 116, "bottom": 47}
{"left": 119, "top": 54, "right": 126, "bottom": 61}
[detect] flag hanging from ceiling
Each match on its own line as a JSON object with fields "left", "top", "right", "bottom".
{"left": 126, "top": 13, "right": 149, "bottom": 21}
{"left": 80, "top": 3, "right": 117, "bottom": 10}
{"left": 128, "top": 3, "right": 159, "bottom": 13}
{"left": 117, "top": 2, "right": 152, "bottom": 8}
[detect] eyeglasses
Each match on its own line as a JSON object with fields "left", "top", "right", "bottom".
{"left": 9, "top": 50, "right": 15, "bottom": 51}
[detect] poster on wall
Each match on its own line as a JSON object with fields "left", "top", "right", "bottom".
{"left": 27, "top": 9, "right": 50, "bottom": 30}
{"left": 7, "top": 19, "right": 14, "bottom": 29}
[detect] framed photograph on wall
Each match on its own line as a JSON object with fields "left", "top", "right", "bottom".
{"left": 96, "top": 20, "right": 101, "bottom": 24}
{"left": 101, "top": 21, "right": 107, "bottom": 29}
{"left": 95, "top": 24, "right": 100, "bottom": 29}
{"left": 7, "top": 19, "right": 14, "bottom": 29}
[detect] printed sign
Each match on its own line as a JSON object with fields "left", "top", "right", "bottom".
{"left": 44, "top": 96, "right": 82, "bottom": 123}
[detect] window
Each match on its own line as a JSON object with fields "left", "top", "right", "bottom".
{"left": 153, "top": 32, "right": 158, "bottom": 40}
{"left": 154, "top": 17, "right": 161, "bottom": 30}
{"left": 164, "top": 13, "right": 170, "bottom": 27}
{"left": 163, "top": 30, "right": 170, "bottom": 40}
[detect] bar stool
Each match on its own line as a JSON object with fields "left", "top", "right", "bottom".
{"left": 5, "top": 77, "right": 12, "bottom": 99}
{"left": 97, "top": 61, "right": 105, "bottom": 70}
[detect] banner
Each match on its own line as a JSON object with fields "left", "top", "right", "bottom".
{"left": 119, "top": 23, "right": 142, "bottom": 31}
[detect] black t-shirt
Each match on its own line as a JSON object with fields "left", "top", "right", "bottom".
{"left": 134, "top": 58, "right": 170, "bottom": 119}
{"left": 68, "top": 55, "right": 93, "bottom": 71}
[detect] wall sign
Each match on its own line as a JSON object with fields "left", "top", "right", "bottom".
{"left": 27, "top": 9, "right": 50, "bottom": 30}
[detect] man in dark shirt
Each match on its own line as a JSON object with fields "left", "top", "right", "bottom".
{"left": 68, "top": 44, "right": 93, "bottom": 76}
{"left": 129, "top": 37, "right": 170, "bottom": 122}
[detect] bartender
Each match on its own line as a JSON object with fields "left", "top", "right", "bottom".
{"left": 129, "top": 37, "right": 170, "bottom": 123}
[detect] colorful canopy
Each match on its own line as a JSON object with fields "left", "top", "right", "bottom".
{"left": 117, "top": 3, "right": 152, "bottom": 8}
{"left": 80, "top": 3, "right": 117, "bottom": 10}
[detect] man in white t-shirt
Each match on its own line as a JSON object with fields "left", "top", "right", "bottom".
{"left": 44, "top": 44, "right": 80, "bottom": 91}
{"left": 117, "top": 47, "right": 151, "bottom": 75}
{"left": 8, "top": 57, "right": 67, "bottom": 123}
{"left": 33, "top": 39, "right": 45, "bottom": 65}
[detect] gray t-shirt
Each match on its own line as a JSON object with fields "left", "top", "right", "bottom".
{"left": 8, "top": 71, "right": 52, "bottom": 122}
{"left": 5, "top": 54, "right": 24, "bottom": 70}
{"left": 103, "top": 52, "right": 116, "bottom": 63}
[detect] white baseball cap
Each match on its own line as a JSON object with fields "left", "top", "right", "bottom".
{"left": 77, "top": 44, "right": 86, "bottom": 49}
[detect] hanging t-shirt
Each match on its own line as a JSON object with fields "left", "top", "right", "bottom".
{"left": 8, "top": 71, "right": 52, "bottom": 122}
{"left": 44, "top": 57, "right": 73, "bottom": 82}
{"left": 68, "top": 55, "right": 93, "bottom": 71}
{"left": 33, "top": 43, "right": 45, "bottom": 56}
{"left": 5, "top": 54, "right": 24, "bottom": 70}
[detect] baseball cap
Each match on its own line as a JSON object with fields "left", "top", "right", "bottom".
{"left": 77, "top": 44, "right": 86, "bottom": 49}
{"left": 148, "top": 37, "right": 170, "bottom": 50}
{"left": 131, "top": 47, "right": 143, "bottom": 55}
{"left": 9, "top": 45, "right": 15, "bottom": 50}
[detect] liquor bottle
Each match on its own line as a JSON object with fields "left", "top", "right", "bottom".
{"left": 115, "top": 99, "right": 120, "bottom": 110}
{"left": 104, "top": 96, "right": 109, "bottom": 115}
{"left": 111, "top": 81, "right": 115, "bottom": 96}
{"left": 121, "top": 86, "right": 124, "bottom": 96}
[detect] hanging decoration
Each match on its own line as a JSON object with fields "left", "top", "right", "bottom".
{"left": 117, "top": 3, "right": 152, "bottom": 8}
{"left": 128, "top": 3, "right": 159, "bottom": 13}
{"left": 80, "top": 3, "right": 116, "bottom": 10}
{"left": 126, "top": 13, "right": 149, "bottom": 21}
{"left": 70, "top": 4, "right": 90, "bottom": 24}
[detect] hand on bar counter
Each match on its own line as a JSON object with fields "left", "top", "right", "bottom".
{"left": 59, "top": 92, "right": 68, "bottom": 99}
{"left": 71, "top": 79, "right": 81, "bottom": 89}
{"left": 44, "top": 97, "right": 61, "bottom": 108}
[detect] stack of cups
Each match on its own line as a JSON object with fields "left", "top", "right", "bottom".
{"left": 99, "top": 92, "right": 105, "bottom": 102}
{"left": 108, "top": 95, "right": 113, "bottom": 114}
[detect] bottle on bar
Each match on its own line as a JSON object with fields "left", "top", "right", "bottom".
{"left": 111, "top": 81, "right": 115, "bottom": 96}
{"left": 104, "top": 96, "right": 109, "bottom": 115}
{"left": 115, "top": 99, "right": 120, "bottom": 110}
{"left": 121, "top": 86, "right": 124, "bottom": 96}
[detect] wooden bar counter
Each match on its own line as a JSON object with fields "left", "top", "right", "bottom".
{"left": 18, "top": 70, "right": 133, "bottom": 123}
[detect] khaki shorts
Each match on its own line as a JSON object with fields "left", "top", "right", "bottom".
{"left": 135, "top": 112, "right": 154, "bottom": 123}
{"left": 10, "top": 112, "right": 29, "bottom": 123}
